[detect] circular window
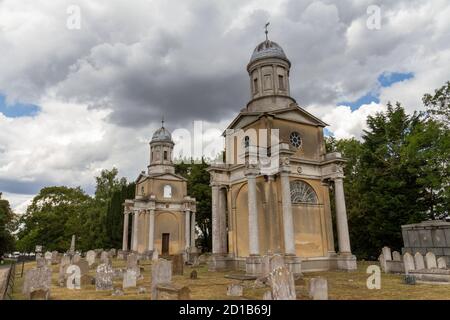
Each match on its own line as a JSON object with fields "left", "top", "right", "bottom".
{"left": 289, "top": 132, "right": 302, "bottom": 148}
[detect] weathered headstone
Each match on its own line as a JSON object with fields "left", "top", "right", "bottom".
{"left": 66, "top": 265, "right": 81, "bottom": 289}
{"left": 95, "top": 263, "right": 114, "bottom": 291}
{"left": 22, "top": 266, "right": 52, "bottom": 299}
{"left": 190, "top": 270, "right": 198, "bottom": 279}
{"left": 403, "top": 252, "right": 415, "bottom": 274}
{"left": 44, "top": 251, "right": 52, "bottom": 262}
{"left": 414, "top": 252, "right": 425, "bottom": 270}
{"left": 172, "top": 254, "right": 184, "bottom": 275}
{"left": 392, "top": 251, "right": 401, "bottom": 261}
{"left": 425, "top": 252, "right": 437, "bottom": 269}
{"left": 100, "top": 251, "right": 111, "bottom": 265}
{"left": 263, "top": 291, "right": 273, "bottom": 300}
{"left": 261, "top": 255, "right": 271, "bottom": 276}
{"left": 308, "top": 277, "right": 328, "bottom": 300}
{"left": 74, "top": 258, "right": 89, "bottom": 275}
{"left": 268, "top": 266, "right": 296, "bottom": 300}
{"left": 378, "top": 254, "right": 385, "bottom": 271}
{"left": 152, "top": 249, "right": 159, "bottom": 261}
{"left": 192, "top": 256, "right": 199, "bottom": 267}
{"left": 117, "top": 250, "right": 126, "bottom": 260}
{"left": 126, "top": 252, "right": 140, "bottom": 277}
{"left": 86, "top": 250, "right": 96, "bottom": 267}
{"left": 72, "top": 253, "right": 81, "bottom": 264}
{"left": 155, "top": 284, "right": 190, "bottom": 300}
{"left": 227, "top": 283, "right": 243, "bottom": 297}
{"left": 270, "top": 254, "right": 285, "bottom": 271}
{"left": 51, "top": 251, "right": 59, "bottom": 264}
{"left": 58, "top": 255, "right": 71, "bottom": 286}
{"left": 36, "top": 256, "right": 46, "bottom": 268}
{"left": 382, "top": 247, "right": 392, "bottom": 261}
{"left": 109, "top": 248, "right": 117, "bottom": 258}
{"left": 123, "top": 269, "right": 137, "bottom": 289}
{"left": 437, "top": 257, "right": 447, "bottom": 269}
{"left": 151, "top": 259, "right": 172, "bottom": 300}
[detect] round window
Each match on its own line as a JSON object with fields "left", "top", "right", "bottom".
{"left": 289, "top": 132, "right": 302, "bottom": 148}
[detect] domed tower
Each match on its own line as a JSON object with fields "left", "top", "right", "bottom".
{"left": 148, "top": 121, "right": 175, "bottom": 175}
{"left": 246, "top": 35, "right": 296, "bottom": 112}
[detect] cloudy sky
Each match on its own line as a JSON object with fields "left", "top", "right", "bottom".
{"left": 0, "top": 0, "right": 449, "bottom": 212}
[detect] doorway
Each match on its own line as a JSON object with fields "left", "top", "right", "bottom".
{"left": 162, "top": 233, "right": 170, "bottom": 255}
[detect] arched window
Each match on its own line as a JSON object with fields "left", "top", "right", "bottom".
{"left": 163, "top": 185, "right": 172, "bottom": 198}
{"left": 290, "top": 181, "right": 318, "bottom": 204}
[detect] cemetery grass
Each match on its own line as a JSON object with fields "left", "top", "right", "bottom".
{"left": 11, "top": 260, "right": 450, "bottom": 300}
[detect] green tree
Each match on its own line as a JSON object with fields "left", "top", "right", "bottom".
{"left": 0, "top": 193, "right": 16, "bottom": 257}
{"left": 423, "top": 81, "right": 450, "bottom": 128}
{"left": 175, "top": 159, "right": 212, "bottom": 251}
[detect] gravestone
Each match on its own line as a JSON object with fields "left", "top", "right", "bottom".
{"left": 378, "top": 254, "right": 385, "bottom": 272}
{"left": 437, "top": 257, "right": 447, "bottom": 269}
{"left": 404, "top": 275, "right": 416, "bottom": 285}
{"left": 227, "top": 283, "right": 243, "bottom": 297}
{"left": 109, "top": 248, "right": 117, "bottom": 258}
{"left": 23, "top": 266, "right": 52, "bottom": 299}
{"left": 425, "top": 252, "right": 437, "bottom": 269}
{"left": 308, "top": 277, "right": 328, "bottom": 300}
{"left": 117, "top": 250, "right": 126, "bottom": 260}
{"left": 192, "top": 256, "right": 199, "bottom": 267}
{"left": 261, "top": 255, "right": 271, "bottom": 276}
{"left": 112, "top": 287, "right": 124, "bottom": 296}
{"left": 86, "top": 250, "right": 96, "bottom": 267}
{"left": 392, "top": 251, "right": 401, "bottom": 261}
{"left": 152, "top": 249, "right": 159, "bottom": 261}
{"left": 69, "top": 235, "right": 76, "bottom": 254}
{"left": 151, "top": 259, "right": 172, "bottom": 300}
{"left": 138, "top": 286, "right": 147, "bottom": 294}
{"left": 36, "top": 256, "right": 46, "bottom": 268}
{"left": 155, "top": 284, "right": 190, "bottom": 300}
{"left": 382, "top": 247, "right": 392, "bottom": 261}
{"left": 270, "top": 254, "right": 285, "bottom": 271}
{"left": 127, "top": 253, "right": 140, "bottom": 277}
{"left": 80, "top": 274, "right": 95, "bottom": 286}
{"left": 403, "top": 252, "right": 415, "bottom": 274}
{"left": 58, "top": 255, "right": 71, "bottom": 286}
{"left": 414, "top": 252, "right": 425, "bottom": 270}
{"left": 72, "top": 253, "right": 81, "bottom": 264}
{"left": 190, "top": 270, "right": 198, "bottom": 279}
{"left": 172, "top": 254, "right": 184, "bottom": 275}
{"left": 96, "top": 263, "right": 114, "bottom": 291}
{"left": 268, "top": 266, "right": 296, "bottom": 300}
{"left": 100, "top": 251, "right": 111, "bottom": 265}
{"left": 74, "top": 259, "right": 89, "bottom": 275}
{"left": 263, "top": 291, "right": 273, "bottom": 300}
{"left": 51, "top": 251, "right": 59, "bottom": 264}
{"left": 44, "top": 251, "right": 52, "bottom": 262}
{"left": 66, "top": 265, "right": 81, "bottom": 289}
{"left": 123, "top": 269, "right": 137, "bottom": 289}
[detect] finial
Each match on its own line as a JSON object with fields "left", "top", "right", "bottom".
{"left": 264, "top": 22, "right": 270, "bottom": 41}
{"left": 161, "top": 116, "right": 165, "bottom": 128}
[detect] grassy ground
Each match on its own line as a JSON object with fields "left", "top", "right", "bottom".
{"left": 10, "top": 260, "right": 450, "bottom": 300}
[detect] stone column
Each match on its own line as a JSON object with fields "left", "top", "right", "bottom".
{"left": 185, "top": 209, "right": 191, "bottom": 250}
{"left": 148, "top": 209, "right": 155, "bottom": 252}
{"left": 246, "top": 170, "right": 260, "bottom": 256}
{"left": 280, "top": 169, "right": 296, "bottom": 255}
{"left": 211, "top": 185, "right": 221, "bottom": 254}
{"left": 132, "top": 210, "right": 139, "bottom": 251}
{"left": 334, "top": 177, "right": 351, "bottom": 254}
{"left": 190, "top": 211, "right": 196, "bottom": 251}
{"left": 218, "top": 188, "right": 227, "bottom": 253}
{"left": 122, "top": 211, "right": 130, "bottom": 251}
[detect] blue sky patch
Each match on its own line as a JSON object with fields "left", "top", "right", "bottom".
{"left": 338, "top": 72, "right": 414, "bottom": 110}
{"left": 0, "top": 94, "right": 40, "bottom": 118}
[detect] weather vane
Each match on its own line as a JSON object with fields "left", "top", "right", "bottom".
{"left": 161, "top": 116, "right": 165, "bottom": 127}
{"left": 265, "top": 22, "right": 270, "bottom": 41}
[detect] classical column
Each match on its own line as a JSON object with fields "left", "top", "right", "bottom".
{"left": 280, "top": 169, "right": 296, "bottom": 255}
{"left": 218, "top": 188, "right": 227, "bottom": 253}
{"left": 190, "top": 211, "right": 196, "bottom": 250}
{"left": 334, "top": 177, "right": 351, "bottom": 254}
{"left": 246, "top": 170, "right": 260, "bottom": 256}
{"left": 122, "top": 211, "right": 130, "bottom": 251}
{"left": 185, "top": 209, "right": 191, "bottom": 250}
{"left": 148, "top": 209, "right": 155, "bottom": 252}
{"left": 132, "top": 210, "right": 139, "bottom": 251}
{"left": 211, "top": 185, "right": 221, "bottom": 254}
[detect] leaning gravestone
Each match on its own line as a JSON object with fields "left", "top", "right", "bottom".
{"left": 437, "top": 257, "right": 447, "bottom": 269}
{"left": 425, "top": 252, "right": 437, "bottom": 269}
{"left": 66, "top": 265, "right": 81, "bottom": 290}
{"left": 23, "top": 266, "right": 52, "bottom": 300}
{"left": 96, "top": 263, "right": 114, "bottom": 291}
{"left": 308, "top": 277, "right": 328, "bottom": 300}
{"left": 151, "top": 259, "right": 172, "bottom": 300}
{"left": 172, "top": 254, "right": 184, "bottom": 275}
{"left": 227, "top": 284, "right": 243, "bottom": 297}
{"left": 86, "top": 250, "right": 96, "bottom": 267}
{"left": 123, "top": 269, "right": 137, "bottom": 289}
{"left": 392, "top": 251, "right": 401, "bottom": 261}
{"left": 414, "top": 252, "right": 425, "bottom": 270}
{"left": 268, "top": 266, "right": 296, "bottom": 300}
{"left": 403, "top": 252, "right": 415, "bottom": 274}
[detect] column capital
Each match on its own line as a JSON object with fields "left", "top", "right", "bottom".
{"left": 244, "top": 167, "right": 259, "bottom": 177}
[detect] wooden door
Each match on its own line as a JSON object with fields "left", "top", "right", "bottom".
{"left": 162, "top": 233, "right": 170, "bottom": 255}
